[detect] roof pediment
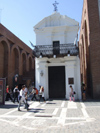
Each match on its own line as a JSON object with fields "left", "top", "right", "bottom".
{"left": 34, "top": 12, "right": 79, "bottom": 29}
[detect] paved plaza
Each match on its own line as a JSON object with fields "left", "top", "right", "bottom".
{"left": 0, "top": 99, "right": 100, "bottom": 133}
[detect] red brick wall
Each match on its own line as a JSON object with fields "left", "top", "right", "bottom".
{"left": 79, "top": 0, "right": 100, "bottom": 98}
{"left": 0, "top": 24, "right": 35, "bottom": 89}
{"left": 0, "top": 42, "right": 4, "bottom": 77}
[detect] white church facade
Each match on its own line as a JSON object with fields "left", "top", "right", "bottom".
{"left": 34, "top": 12, "right": 81, "bottom": 100}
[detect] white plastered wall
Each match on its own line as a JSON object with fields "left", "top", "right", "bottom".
{"left": 35, "top": 56, "right": 81, "bottom": 100}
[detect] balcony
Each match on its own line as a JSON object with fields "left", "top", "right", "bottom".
{"left": 33, "top": 43, "right": 79, "bottom": 58}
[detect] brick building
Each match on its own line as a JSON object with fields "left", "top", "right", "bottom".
{"left": 0, "top": 23, "right": 35, "bottom": 89}
{"left": 79, "top": 0, "right": 100, "bottom": 98}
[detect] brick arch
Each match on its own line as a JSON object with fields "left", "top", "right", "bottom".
{"left": 0, "top": 36, "right": 10, "bottom": 53}
{"left": 20, "top": 50, "right": 27, "bottom": 75}
{"left": 84, "top": 20, "right": 89, "bottom": 64}
{"left": 11, "top": 45, "right": 20, "bottom": 77}
{"left": 0, "top": 39, "right": 10, "bottom": 82}
{"left": 27, "top": 55, "right": 33, "bottom": 71}
{"left": 81, "top": 34, "right": 87, "bottom": 85}
{"left": 84, "top": 20, "right": 91, "bottom": 95}
{"left": 79, "top": 40, "right": 83, "bottom": 83}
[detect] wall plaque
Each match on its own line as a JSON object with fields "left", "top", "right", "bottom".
{"left": 68, "top": 78, "right": 74, "bottom": 84}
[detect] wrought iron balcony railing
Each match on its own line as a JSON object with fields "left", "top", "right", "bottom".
{"left": 33, "top": 43, "right": 79, "bottom": 57}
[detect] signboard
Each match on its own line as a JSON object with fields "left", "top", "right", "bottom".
{"left": 0, "top": 78, "right": 6, "bottom": 105}
{"left": 68, "top": 78, "right": 74, "bottom": 84}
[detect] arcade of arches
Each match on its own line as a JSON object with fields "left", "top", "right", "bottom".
{"left": 79, "top": 0, "right": 100, "bottom": 99}
{"left": 79, "top": 20, "right": 91, "bottom": 98}
{"left": 0, "top": 24, "right": 35, "bottom": 89}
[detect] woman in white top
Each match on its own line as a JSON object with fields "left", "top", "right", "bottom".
{"left": 69, "top": 85, "right": 74, "bottom": 101}
{"left": 39, "top": 86, "right": 45, "bottom": 102}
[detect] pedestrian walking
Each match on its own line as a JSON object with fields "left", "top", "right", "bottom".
{"left": 69, "top": 85, "right": 75, "bottom": 101}
{"left": 82, "top": 83, "right": 86, "bottom": 101}
{"left": 31, "top": 87, "right": 37, "bottom": 101}
{"left": 36, "top": 88, "right": 39, "bottom": 99}
{"left": 13, "top": 85, "right": 19, "bottom": 103}
{"left": 23, "top": 85, "right": 29, "bottom": 109}
{"left": 39, "top": 86, "right": 45, "bottom": 102}
{"left": 5, "top": 85, "right": 13, "bottom": 102}
{"left": 18, "top": 85, "right": 29, "bottom": 111}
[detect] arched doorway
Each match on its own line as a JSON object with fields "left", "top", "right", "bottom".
{"left": 84, "top": 21, "right": 91, "bottom": 97}
{"left": 22, "top": 53, "right": 26, "bottom": 75}
{"left": 29, "top": 57, "right": 32, "bottom": 71}
{"left": 12, "top": 48, "right": 19, "bottom": 76}
{"left": 0, "top": 41, "right": 8, "bottom": 79}
{"left": 82, "top": 35, "right": 86, "bottom": 85}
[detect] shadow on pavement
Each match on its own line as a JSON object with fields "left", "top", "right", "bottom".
{"left": 0, "top": 104, "right": 18, "bottom": 109}
{"left": 28, "top": 108, "right": 45, "bottom": 113}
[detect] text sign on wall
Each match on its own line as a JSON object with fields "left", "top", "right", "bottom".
{"left": 68, "top": 78, "right": 74, "bottom": 84}
{"left": 0, "top": 78, "right": 6, "bottom": 105}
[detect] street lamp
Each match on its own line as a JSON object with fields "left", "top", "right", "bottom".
{"left": 67, "top": 50, "right": 70, "bottom": 57}
{"left": 40, "top": 70, "right": 43, "bottom": 76}
{"left": 39, "top": 53, "right": 43, "bottom": 58}
{"left": 53, "top": 55, "right": 56, "bottom": 58}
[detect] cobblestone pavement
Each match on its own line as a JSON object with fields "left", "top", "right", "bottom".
{"left": 0, "top": 99, "right": 100, "bottom": 133}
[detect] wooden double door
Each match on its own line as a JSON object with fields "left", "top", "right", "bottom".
{"left": 48, "top": 66, "right": 65, "bottom": 98}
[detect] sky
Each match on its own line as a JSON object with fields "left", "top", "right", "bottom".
{"left": 0, "top": 0, "right": 83, "bottom": 49}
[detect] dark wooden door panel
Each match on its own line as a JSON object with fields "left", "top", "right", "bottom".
{"left": 53, "top": 41, "right": 60, "bottom": 55}
{"left": 48, "top": 66, "right": 65, "bottom": 98}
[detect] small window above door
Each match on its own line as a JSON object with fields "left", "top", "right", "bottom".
{"left": 53, "top": 41, "right": 60, "bottom": 55}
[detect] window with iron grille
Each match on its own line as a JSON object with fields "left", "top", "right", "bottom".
{"left": 53, "top": 41, "right": 60, "bottom": 55}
